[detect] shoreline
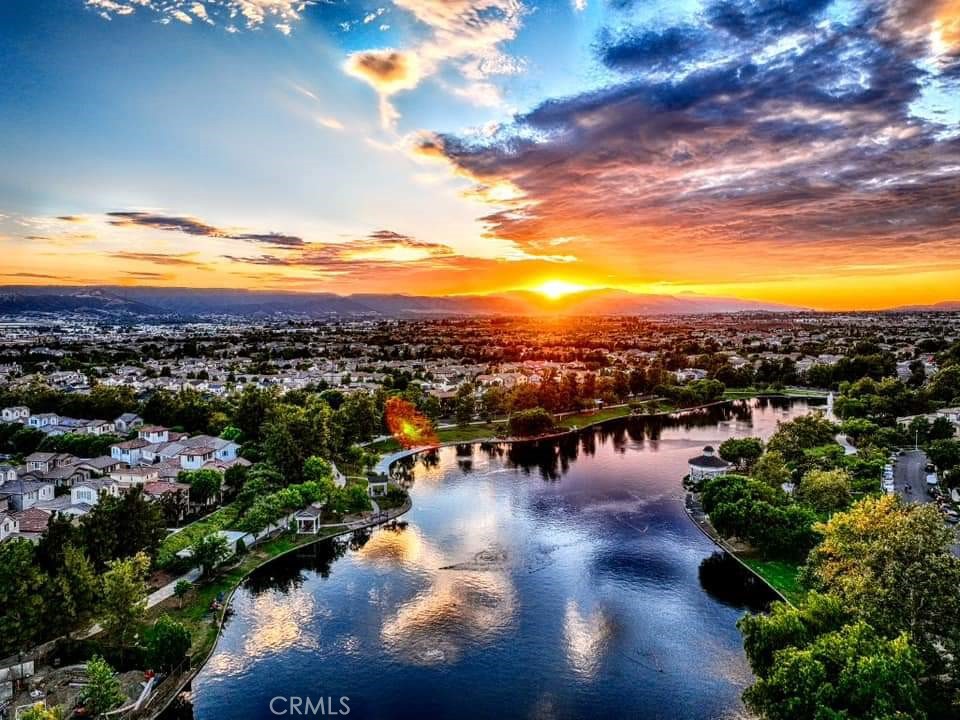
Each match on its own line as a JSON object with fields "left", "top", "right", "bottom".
{"left": 169, "top": 395, "right": 814, "bottom": 718}
{"left": 374, "top": 398, "right": 744, "bottom": 474}
{"left": 146, "top": 496, "right": 413, "bottom": 720}
{"left": 682, "top": 491, "right": 795, "bottom": 607}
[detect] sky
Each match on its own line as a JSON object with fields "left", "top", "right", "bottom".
{"left": 0, "top": 0, "right": 958, "bottom": 310}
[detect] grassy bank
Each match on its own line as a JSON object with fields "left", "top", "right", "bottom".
{"left": 723, "top": 387, "right": 830, "bottom": 399}
{"left": 369, "top": 402, "right": 685, "bottom": 453}
{"left": 157, "top": 503, "right": 242, "bottom": 567}
{"left": 147, "top": 525, "right": 348, "bottom": 662}
{"left": 741, "top": 557, "right": 805, "bottom": 605}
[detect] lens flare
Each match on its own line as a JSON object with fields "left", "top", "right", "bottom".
{"left": 385, "top": 397, "right": 438, "bottom": 448}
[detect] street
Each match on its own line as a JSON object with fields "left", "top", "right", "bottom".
{"left": 894, "top": 449, "right": 929, "bottom": 501}
{"left": 895, "top": 449, "right": 960, "bottom": 557}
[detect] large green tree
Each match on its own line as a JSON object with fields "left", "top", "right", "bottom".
{"left": 0, "top": 539, "right": 47, "bottom": 655}
{"left": 742, "top": 621, "right": 925, "bottom": 720}
{"left": 99, "top": 552, "right": 150, "bottom": 650}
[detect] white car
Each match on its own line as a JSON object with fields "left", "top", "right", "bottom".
{"left": 926, "top": 473, "right": 939, "bottom": 486}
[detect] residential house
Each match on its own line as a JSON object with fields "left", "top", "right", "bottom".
{"left": 0, "top": 463, "right": 17, "bottom": 484}
{"left": 138, "top": 425, "right": 170, "bottom": 443}
{"left": 0, "top": 479, "right": 56, "bottom": 511}
{"left": 179, "top": 446, "right": 215, "bottom": 471}
{"left": 68, "top": 478, "right": 121, "bottom": 506}
{"left": 111, "top": 438, "right": 151, "bottom": 465}
{"left": 75, "top": 455, "right": 125, "bottom": 475}
{"left": 81, "top": 419, "right": 115, "bottom": 436}
{"left": 28, "top": 412, "right": 60, "bottom": 429}
{"left": 143, "top": 481, "right": 190, "bottom": 521}
{"left": 0, "top": 511, "right": 18, "bottom": 542}
{"left": 1, "top": 406, "right": 29, "bottom": 423}
{"left": 181, "top": 435, "right": 240, "bottom": 463}
{"left": 12, "top": 507, "right": 52, "bottom": 540}
{"left": 110, "top": 466, "right": 161, "bottom": 488}
{"left": 114, "top": 412, "right": 144, "bottom": 433}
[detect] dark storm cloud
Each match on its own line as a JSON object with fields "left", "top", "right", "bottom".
{"left": 707, "top": 0, "right": 834, "bottom": 39}
{"left": 599, "top": 26, "right": 709, "bottom": 71}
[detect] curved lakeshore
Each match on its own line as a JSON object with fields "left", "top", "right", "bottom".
{"left": 179, "top": 398, "right": 819, "bottom": 720}
{"left": 150, "top": 496, "right": 413, "bottom": 720}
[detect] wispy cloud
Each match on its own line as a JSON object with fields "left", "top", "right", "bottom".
{"left": 83, "top": 0, "right": 312, "bottom": 33}
{"left": 106, "top": 211, "right": 305, "bottom": 247}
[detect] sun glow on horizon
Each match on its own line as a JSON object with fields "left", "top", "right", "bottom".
{"left": 532, "top": 280, "right": 589, "bottom": 299}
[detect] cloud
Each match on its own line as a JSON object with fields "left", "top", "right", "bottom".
{"left": 112, "top": 251, "right": 206, "bottom": 266}
{"left": 224, "top": 228, "right": 456, "bottom": 273}
{"left": 423, "top": 0, "right": 960, "bottom": 280}
{"left": 600, "top": 26, "right": 709, "bottom": 71}
{"left": 106, "top": 211, "right": 305, "bottom": 247}
{"left": 83, "top": 0, "right": 312, "bottom": 33}
{"left": 344, "top": 50, "right": 424, "bottom": 94}
{"left": 344, "top": 0, "right": 526, "bottom": 126}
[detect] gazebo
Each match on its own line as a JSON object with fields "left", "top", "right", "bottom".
{"left": 687, "top": 445, "right": 732, "bottom": 483}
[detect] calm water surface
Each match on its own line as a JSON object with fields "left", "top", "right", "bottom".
{"left": 184, "top": 399, "right": 819, "bottom": 720}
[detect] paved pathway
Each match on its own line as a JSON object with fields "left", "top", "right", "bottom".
{"left": 835, "top": 433, "right": 857, "bottom": 455}
{"left": 81, "top": 568, "right": 202, "bottom": 638}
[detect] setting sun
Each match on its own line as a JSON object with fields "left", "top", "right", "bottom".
{"left": 533, "top": 280, "right": 589, "bottom": 299}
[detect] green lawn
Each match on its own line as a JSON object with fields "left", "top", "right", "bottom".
{"left": 741, "top": 557, "right": 805, "bottom": 605}
{"left": 157, "top": 503, "right": 243, "bottom": 568}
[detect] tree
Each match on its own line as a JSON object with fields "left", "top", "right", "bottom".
{"left": 180, "top": 468, "right": 222, "bottom": 505}
{"left": 926, "top": 365, "right": 960, "bottom": 403}
{"left": 802, "top": 495, "right": 960, "bottom": 689}
{"left": 173, "top": 580, "right": 192, "bottom": 609}
{"left": 0, "top": 539, "right": 47, "bottom": 656}
{"left": 99, "top": 552, "right": 150, "bottom": 650}
{"left": 18, "top": 704, "right": 65, "bottom": 720}
{"left": 346, "top": 483, "right": 372, "bottom": 513}
{"left": 146, "top": 615, "right": 192, "bottom": 672}
{"left": 454, "top": 383, "right": 476, "bottom": 426}
{"left": 739, "top": 592, "right": 849, "bottom": 676}
{"left": 718, "top": 437, "right": 763, "bottom": 471}
{"left": 766, "top": 414, "right": 838, "bottom": 464}
{"left": 927, "top": 439, "right": 960, "bottom": 470}
{"left": 81, "top": 488, "right": 166, "bottom": 569}
{"left": 751, "top": 450, "right": 792, "bottom": 489}
{"left": 507, "top": 407, "right": 555, "bottom": 437}
{"left": 44, "top": 544, "right": 98, "bottom": 638}
{"left": 795, "top": 469, "right": 852, "bottom": 513}
{"left": 742, "top": 621, "right": 925, "bottom": 720}
{"left": 303, "top": 456, "right": 333, "bottom": 484}
{"left": 79, "top": 656, "right": 125, "bottom": 717}
{"left": 233, "top": 385, "right": 277, "bottom": 442}
{"left": 190, "top": 533, "right": 230, "bottom": 577}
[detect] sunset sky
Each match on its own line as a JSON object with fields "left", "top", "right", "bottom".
{"left": 1, "top": 0, "right": 958, "bottom": 309}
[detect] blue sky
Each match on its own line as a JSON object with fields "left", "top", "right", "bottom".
{"left": 1, "top": 0, "right": 958, "bottom": 307}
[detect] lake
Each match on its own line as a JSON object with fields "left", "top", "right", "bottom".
{"left": 179, "top": 398, "right": 820, "bottom": 720}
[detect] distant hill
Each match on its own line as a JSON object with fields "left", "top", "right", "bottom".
{"left": 886, "top": 301, "right": 960, "bottom": 312}
{"left": 0, "top": 285, "right": 803, "bottom": 319}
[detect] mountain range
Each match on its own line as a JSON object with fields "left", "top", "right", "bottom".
{"left": 0, "top": 285, "right": 805, "bottom": 319}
